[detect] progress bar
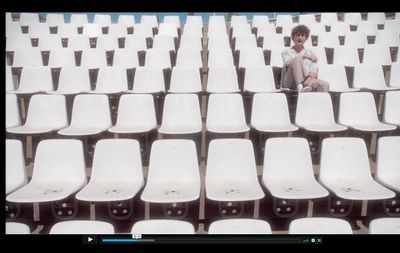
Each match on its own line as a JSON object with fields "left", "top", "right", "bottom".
{"left": 101, "top": 238, "right": 155, "bottom": 243}
{"left": 99, "top": 236, "right": 322, "bottom": 244}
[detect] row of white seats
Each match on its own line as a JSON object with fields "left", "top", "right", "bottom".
{"left": 6, "top": 137, "right": 399, "bottom": 220}
{"left": 6, "top": 22, "right": 182, "bottom": 39}
{"left": 7, "top": 12, "right": 400, "bottom": 28}
{"left": 6, "top": 64, "right": 400, "bottom": 96}
{"left": 6, "top": 217, "right": 400, "bottom": 234}
{"left": 7, "top": 27, "right": 399, "bottom": 51}
{"left": 6, "top": 46, "right": 398, "bottom": 71}
{"left": 6, "top": 91, "right": 400, "bottom": 136}
{"left": 6, "top": 92, "right": 400, "bottom": 136}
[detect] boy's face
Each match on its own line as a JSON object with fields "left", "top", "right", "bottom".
{"left": 292, "top": 32, "right": 308, "bottom": 46}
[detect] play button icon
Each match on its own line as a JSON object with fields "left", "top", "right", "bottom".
{"left": 83, "top": 235, "right": 98, "bottom": 244}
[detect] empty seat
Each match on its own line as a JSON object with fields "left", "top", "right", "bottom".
{"left": 38, "top": 35, "right": 63, "bottom": 51}
{"left": 318, "top": 64, "right": 359, "bottom": 92}
{"left": 186, "top": 16, "right": 203, "bottom": 26}
{"left": 353, "top": 64, "right": 397, "bottom": 91}
{"left": 6, "top": 94, "right": 21, "bottom": 129}
{"left": 163, "top": 15, "right": 181, "bottom": 29}
{"left": 208, "top": 15, "right": 226, "bottom": 27}
{"left": 339, "top": 92, "right": 397, "bottom": 132}
{"left": 206, "top": 139, "right": 264, "bottom": 201}
{"left": 50, "top": 220, "right": 115, "bottom": 234}
{"left": 383, "top": 91, "right": 400, "bottom": 127}
{"left": 12, "top": 66, "right": 53, "bottom": 94}
{"left": 230, "top": 15, "right": 248, "bottom": 26}
{"left": 375, "top": 136, "right": 400, "bottom": 192}
{"left": 131, "top": 220, "right": 195, "bottom": 234}
{"left": 130, "top": 67, "right": 165, "bottom": 94}
{"left": 344, "top": 12, "right": 362, "bottom": 26}
{"left": 158, "top": 22, "right": 179, "bottom": 38}
{"left": 58, "top": 94, "right": 112, "bottom": 136}
{"left": 66, "top": 35, "right": 91, "bottom": 51}
{"left": 27, "top": 23, "right": 50, "bottom": 38}
{"left": 70, "top": 14, "right": 88, "bottom": 26}
{"left": 330, "top": 22, "right": 351, "bottom": 37}
{"left": 6, "top": 139, "right": 27, "bottom": 195}
{"left": 179, "top": 35, "right": 203, "bottom": 50}
{"left": 344, "top": 31, "right": 367, "bottom": 49}
{"left": 256, "top": 24, "right": 277, "bottom": 38}
{"left": 152, "top": 34, "right": 176, "bottom": 52}
{"left": 57, "top": 23, "right": 79, "bottom": 37}
{"left": 207, "top": 48, "right": 234, "bottom": 68}
{"left": 6, "top": 66, "right": 15, "bottom": 92}
{"left": 7, "top": 94, "right": 68, "bottom": 134}
{"left": 93, "top": 14, "right": 112, "bottom": 27}
{"left": 80, "top": 49, "right": 108, "bottom": 68}
{"left": 6, "top": 139, "right": 87, "bottom": 203}
{"left": 107, "top": 24, "right": 129, "bottom": 37}
{"left": 6, "top": 222, "right": 31, "bottom": 234}
{"left": 275, "top": 14, "right": 293, "bottom": 27}
{"left": 289, "top": 217, "right": 353, "bottom": 234}
{"left": 124, "top": 35, "right": 148, "bottom": 51}
{"left": 95, "top": 35, "right": 120, "bottom": 51}
{"left": 19, "top": 13, "right": 40, "bottom": 26}
{"left": 140, "top": 139, "right": 200, "bottom": 204}
{"left": 158, "top": 94, "right": 202, "bottom": 135}
{"left": 12, "top": 48, "right": 43, "bottom": 67}
{"left": 90, "top": 67, "right": 128, "bottom": 94}
{"left": 299, "top": 13, "right": 317, "bottom": 24}
{"left": 262, "top": 34, "right": 286, "bottom": 50}
{"left": 169, "top": 67, "right": 202, "bottom": 93}
{"left": 234, "top": 34, "right": 258, "bottom": 51}
{"left": 6, "top": 34, "right": 32, "bottom": 51}
{"left": 238, "top": 47, "right": 266, "bottom": 68}
{"left": 140, "top": 15, "right": 158, "bottom": 29}
{"left": 333, "top": 46, "right": 360, "bottom": 67}
{"left": 375, "top": 30, "right": 400, "bottom": 48}
{"left": 48, "top": 66, "right": 91, "bottom": 94}
{"left": 208, "top": 219, "right": 272, "bottom": 234}
{"left": 262, "top": 138, "right": 329, "bottom": 199}
{"left": 133, "top": 24, "right": 154, "bottom": 39}
{"left": 363, "top": 44, "right": 392, "bottom": 65}
{"left": 175, "top": 49, "right": 203, "bottom": 68}
{"left": 118, "top": 15, "right": 135, "bottom": 26}
{"left": 183, "top": 24, "right": 203, "bottom": 38}
{"left": 76, "top": 139, "right": 144, "bottom": 202}
{"left": 144, "top": 48, "right": 172, "bottom": 69}
{"left": 319, "top": 137, "right": 395, "bottom": 200}
{"left": 389, "top": 63, "right": 400, "bottom": 87}
{"left": 6, "top": 22, "right": 23, "bottom": 36}
{"left": 206, "top": 94, "right": 249, "bottom": 133}
{"left": 108, "top": 94, "right": 157, "bottom": 134}
{"left": 357, "top": 21, "right": 378, "bottom": 37}
{"left": 46, "top": 13, "right": 65, "bottom": 27}
{"left": 295, "top": 93, "right": 347, "bottom": 132}
{"left": 369, "top": 218, "right": 400, "bottom": 234}
{"left": 231, "top": 23, "right": 253, "bottom": 39}
{"left": 366, "top": 12, "right": 386, "bottom": 25}
{"left": 317, "top": 33, "right": 340, "bottom": 48}
{"left": 252, "top": 15, "right": 270, "bottom": 30}
{"left": 243, "top": 66, "right": 278, "bottom": 93}
{"left": 320, "top": 13, "right": 338, "bottom": 26}
{"left": 251, "top": 93, "right": 298, "bottom": 133}
{"left": 206, "top": 67, "right": 240, "bottom": 93}
{"left": 208, "top": 35, "right": 230, "bottom": 50}
{"left": 112, "top": 49, "right": 139, "bottom": 68}
{"left": 269, "top": 47, "right": 285, "bottom": 68}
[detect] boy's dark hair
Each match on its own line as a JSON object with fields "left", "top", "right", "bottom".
{"left": 291, "top": 25, "right": 310, "bottom": 39}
